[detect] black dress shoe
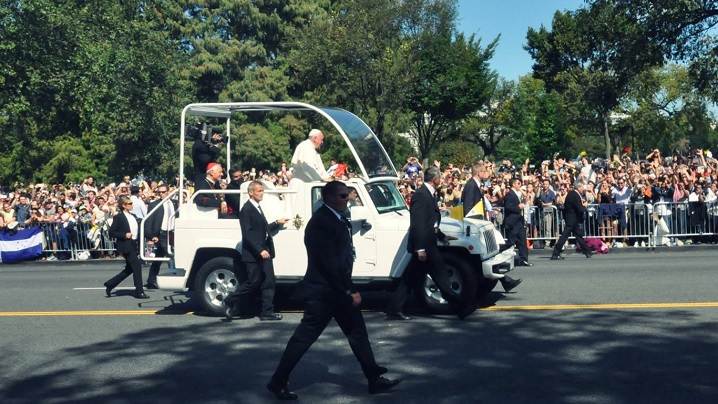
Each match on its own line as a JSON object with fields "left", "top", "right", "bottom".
{"left": 260, "top": 313, "right": 283, "bottom": 321}
{"left": 368, "top": 376, "right": 402, "bottom": 394}
{"left": 502, "top": 278, "right": 522, "bottom": 293}
{"left": 518, "top": 260, "right": 534, "bottom": 267}
{"left": 145, "top": 283, "right": 159, "bottom": 290}
{"left": 134, "top": 292, "right": 150, "bottom": 299}
{"left": 585, "top": 250, "right": 595, "bottom": 258}
{"left": 223, "top": 302, "right": 236, "bottom": 320}
{"left": 103, "top": 283, "right": 112, "bottom": 297}
{"left": 266, "top": 380, "right": 298, "bottom": 400}
{"left": 550, "top": 255, "right": 565, "bottom": 260}
{"left": 384, "top": 311, "right": 411, "bottom": 321}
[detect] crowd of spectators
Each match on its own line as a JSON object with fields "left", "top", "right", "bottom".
{"left": 396, "top": 148, "right": 718, "bottom": 247}
{"left": 2, "top": 146, "right": 717, "bottom": 261}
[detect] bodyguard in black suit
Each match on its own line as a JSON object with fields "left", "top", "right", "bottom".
{"left": 504, "top": 178, "right": 533, "bottom": 266}
{"left": 385, "top": 166, "right": 478, "bottom": 321}
{"left": 221, "top": 167, "right": 244, "bottom": 219}
{"left": 103, "top": 196, "right": 148, "bottom": 299}
{"left": 144, "top": 185, "right": 176, "bottom": 288}
{"left": 461, "top": 162, "right": 486, "bottom": 218}
{"left": 223, "top": 181, "right": 288, "bottom": 320}
{"left": 461, "top": 164, "right": 522, "bottom": 293}
{"left": 267, "top": 181, "right": 401, "bottom": 400}
{"left": 551, "top": 181, "right": 594, "bottom": 259}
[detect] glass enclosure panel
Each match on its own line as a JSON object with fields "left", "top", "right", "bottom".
{"left": 365, "top": 182, "right": 408, "bottom": 214}
{"left": 321, "top": 108, "right": 398, "bottom": 179}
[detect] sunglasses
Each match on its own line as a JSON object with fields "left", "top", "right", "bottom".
{"left": 336, "top": 193, "right": 349, "bottom": 199}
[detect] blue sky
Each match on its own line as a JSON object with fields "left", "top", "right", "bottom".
{"left": 456, "top": 0, "right": 587, "bottom": 81}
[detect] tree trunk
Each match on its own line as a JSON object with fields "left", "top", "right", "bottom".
{"left": 602, "top": 112, "right": 611, "bottom": 160}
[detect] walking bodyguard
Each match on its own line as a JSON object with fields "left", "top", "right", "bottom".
{"left": 223, "top": 181, "right": 288, "bottom": 320}
{"left": 551, "top": 181, "right": 595, "bottom": 260}
{"left": 267, "top": 181, "right": 401, "bottom": 400}
{"left": 504, "top": 177, "right": 533, "bottom": 267}
{"left": 385, "top": 166, "right": 479, "bottom": 320}
{"left": 461, "top": 163, "right": 522, "bottom": 293}
{"left": 144, "top": 185, "right": 176, "bottom": 289}
{"left": 103, "top": 195, "right": 148, "bottom": 299}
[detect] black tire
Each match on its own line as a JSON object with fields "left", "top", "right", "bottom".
{"left": 418, "top": 252, "right": 478, "bottom": 314}
{"left": 193, "top": 257, "right": 241, "bottom": 316}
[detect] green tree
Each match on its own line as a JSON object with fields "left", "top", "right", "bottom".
{"left": 404, "top": 0, "right": 497, "bottom": 160}
{"left": 0, "top": 0, "right": 187, "bottom": 184}
{"left": 287, "top": 0, "right": 414, "bottom": 152}
{"left": 526, "top": 3, "right": 664, "bottom": 159}
{"left": 599, "top": 0, "right": 718, "bottom": 100}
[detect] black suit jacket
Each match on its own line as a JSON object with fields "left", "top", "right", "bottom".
{"left": 192, "top": 141, "right": 221, "bottom": 185}
{"left": 503, "top": 189, "right": 524, "bottom": 227}
{"left": 239, "top": 201, "right": 281, "bottom": 262}
{"left": 194, "top": 178, "right": 223, "bottom": 208}
{"left": 562, "top": 190, "right": 586, "bottom": 226}
{"left": 224, "top": 180, "right": 243, "bottom": 219}
{"left": 109, "top": 211, "right": 139, "bottom": 254}
{"left": 407, "top": 185, "right": 445, "bottom": 253}
{"left": 299, "top": 204, "right": 356, "bottom": 298}
{"left": 144, "top": 200, "right": 177, "bottom": 239}
{"left": 461, "top": 178, "right": 483, "bottom": 217}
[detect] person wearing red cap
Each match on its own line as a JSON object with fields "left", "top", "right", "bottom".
{"left": 194, "top": 161, "right": 228, "bottom": 216}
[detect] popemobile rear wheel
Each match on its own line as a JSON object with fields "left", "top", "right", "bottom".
{"left": 193, "top": 257, "right": 240, "bottom": 316}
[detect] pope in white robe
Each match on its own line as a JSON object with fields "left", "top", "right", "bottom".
{"left": 290, "top": 129, "right": 331, "bottom": 182}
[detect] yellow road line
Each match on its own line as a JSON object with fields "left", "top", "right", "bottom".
{"left": 0, "top": 311, "right": 182, "bottom": 316}
{"left": 1, "top": 302, "right": 717, "bottom": 316}
{"left": 483, "top": 302, "right": 718, "bottom": 310}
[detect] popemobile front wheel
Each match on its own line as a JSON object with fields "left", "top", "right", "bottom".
{"left": 193, "top": 257, "right": 241, "bottom": 316}
{"left": 418, "top": 252, "right": 478, "bottom": 314}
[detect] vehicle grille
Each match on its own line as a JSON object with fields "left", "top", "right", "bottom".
{"left": 482, "top": 228, "right": 498, "bottom": 255}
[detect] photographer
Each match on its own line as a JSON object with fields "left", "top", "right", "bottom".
{"left": 191, "top": 125, "right": 225, "bottom": 185}
{"left": 497, "top": 159, "right": 516, "bottom": 174}
{"left": 402, "top": 156, "right": 423, "bottom": 179}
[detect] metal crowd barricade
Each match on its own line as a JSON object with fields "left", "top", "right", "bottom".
{"left": 25, "top": 221, "right": 117, "bottom": 260}
{"left": 491, "top": 201, "right": 715, "bottom": 247}
{"left": 652, "top": 200, "right": 718, "bottom": 245}
{"left": 19, "top": 199, "right": 717, "bottom": 261}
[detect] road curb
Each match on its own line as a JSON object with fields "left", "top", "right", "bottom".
{"left": 530, "top": 243, "right": 716, "bottom": 255}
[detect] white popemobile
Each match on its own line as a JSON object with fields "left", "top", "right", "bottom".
{"left": 141, "top": 102, "right": 515, "bottom": 316}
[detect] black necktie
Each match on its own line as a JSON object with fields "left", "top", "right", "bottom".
{"left": 341, "top": 216, "right": 352, "bottom": 235}
{"left": 341, "top": 215, "right": 356, "bottom": 261}
{"left": 257, "top": 204, "right": 268, "bottom": 224}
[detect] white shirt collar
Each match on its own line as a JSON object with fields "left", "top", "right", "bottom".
{"left": 424, "top": 183, "right": 436, "bottom": 196}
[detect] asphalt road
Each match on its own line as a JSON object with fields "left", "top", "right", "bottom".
{"left": 1, "top": 248, "right": 718, "bottom": 404}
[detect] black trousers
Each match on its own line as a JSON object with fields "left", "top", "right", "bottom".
{"left": 553, "top": 222, "right": 589, "bottom": 255}
{"left": 105, "top": 242, "right": 143, "bottom": 292}
{"left": 271, "top": 295, "right": 385, "bottom": 385}
{"left": 386, "top": 249, "right": 468, "bottom": 314}
{"left": 147, "top": 234, "right": 169, "bottom": 286}
{"left": 224, "top": 259, "right": 276, "bottom": 316}
{"left": 506, "top": 220, "right": 529, "bottom": 261}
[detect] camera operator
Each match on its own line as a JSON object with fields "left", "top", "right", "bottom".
{"left": 192, "top": 126, "right": 226, "bottom": 185}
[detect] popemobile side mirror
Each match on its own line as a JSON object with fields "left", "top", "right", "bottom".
{"left": 349, "top": 205, "right": 372, "bottom": 231}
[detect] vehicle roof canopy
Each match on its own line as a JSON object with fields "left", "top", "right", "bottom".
{"left": 180, "top": 102, "right": 398, "bottom": 190}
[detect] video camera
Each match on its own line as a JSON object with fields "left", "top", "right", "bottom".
{"left": 185, "top": 122, "right": 227, "bottom": 144}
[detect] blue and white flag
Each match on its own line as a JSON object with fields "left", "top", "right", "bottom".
{"left": 0, "top": 227, "right": 44, "bottom": 263}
